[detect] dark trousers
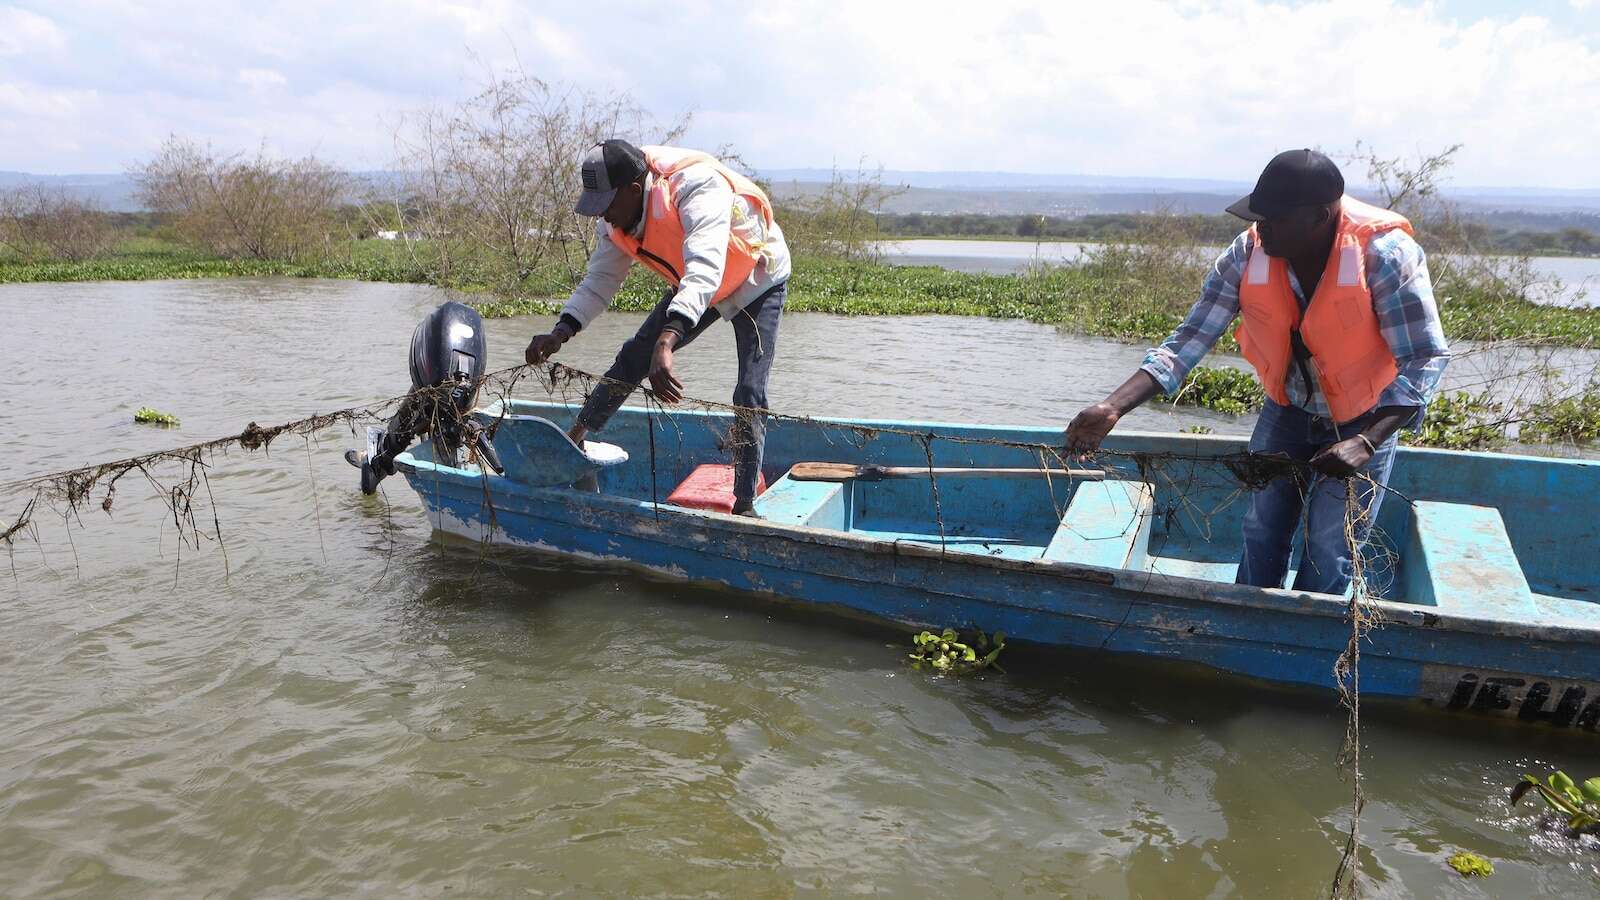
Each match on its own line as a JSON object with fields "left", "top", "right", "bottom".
{"left": 1236, "top": 399, "right": 1399, "bottom": 596}
{"left": 576, "top": 283, "right": 786, "bottom": 503}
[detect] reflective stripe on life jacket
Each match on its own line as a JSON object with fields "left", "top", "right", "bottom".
{"left": 606, "top": 146, "right": 776, "bottom": 304}
{"left": 1234, "top": 195, "right": 1413, "bottom": 424}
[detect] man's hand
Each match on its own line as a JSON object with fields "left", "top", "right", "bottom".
{"left": 1063, "top": 372, "right": 1163, "bottom": 458}
{"left": 525, "top": 324, "right": 574, "bottom": 366}
{"left": 1307, "top": 406, "right": 1411, "bottom": 478}
{"left": 1310, "top": 436, "right": 1374, "bottom": 478}
{"left": 1065, "top": 402, "right": 1121, "bottom": 457}
{"left": 648, "top": 335, "right": 684, "bottom": 404}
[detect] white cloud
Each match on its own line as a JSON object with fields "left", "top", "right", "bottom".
{"left": 0, "top": 6, "right": 65, "bottom": 55}
{"left": 0, "top": 81, "right": 87, "bottom": 119}
{"left": 238, "top": 68, "right": 288, "bottom": 90}
{"left": 0, "top": 0, "right": 1595, "bottom": 188}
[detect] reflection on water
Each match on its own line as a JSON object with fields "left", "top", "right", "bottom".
{"left": 0, "top": 278, "right": 1596, "bottom": 897}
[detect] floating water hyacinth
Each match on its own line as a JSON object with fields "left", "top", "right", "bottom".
{"left": 1446, "top": 851, "right": 1493, "bottom": 878}
{"left": 907, "top": 628, "right": 1004, "bottom": 675}
{"left": 1510, "top": 770, "right": 1600, "bottom": 832}
{"left": 133, "top": 407, "right": 180, "bottom": 426}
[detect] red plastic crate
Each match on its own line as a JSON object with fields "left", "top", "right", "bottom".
{"left": 665, "top": 464, "right": 766, "bottom": 513}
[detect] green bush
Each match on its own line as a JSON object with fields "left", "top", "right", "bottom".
{"left": 1519, "top": 389, "right": 1600, "bottom": 445}
{"left": 1156, "top": 366, "right": 1263, "bottom": 415}
{"left": 1404, "top": 392, "right": 1505, "bottom": 450}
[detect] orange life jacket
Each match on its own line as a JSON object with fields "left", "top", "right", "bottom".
{"left": 1235, "top": 195, "right": 1412, "bottom": 424}
{"left": 606, "top": 146, "right": 776, "bottom": 305}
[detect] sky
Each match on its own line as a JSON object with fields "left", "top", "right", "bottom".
{"left": 0, "top": 0, "right": 1597, "bottom": 188}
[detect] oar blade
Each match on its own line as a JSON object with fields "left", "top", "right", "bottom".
{"left": 787, "top": 462, "right": 862, "bottom": 482}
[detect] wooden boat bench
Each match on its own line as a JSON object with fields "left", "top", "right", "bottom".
{"left": 1400, "top": 500, "right": 1539, "bottom": 620}
{"left": 1041, "top": 480, "right": 1155, "bottom": 569}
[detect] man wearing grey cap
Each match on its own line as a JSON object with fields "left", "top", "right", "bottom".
{"left": 525, "top": 139, "right": 790, "bottom": 516}
{"left": 1063, "top": 149, "right": 1449, "bottom": 597}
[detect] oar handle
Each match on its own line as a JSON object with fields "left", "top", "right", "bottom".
{"left": 889, "top": 466, "right": 1107, "bottom": 479}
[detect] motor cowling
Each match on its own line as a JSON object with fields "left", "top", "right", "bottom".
{"left": 406, "top": 300, "right": 492, "bottom": 470}
{"left": 410, "top": 300, "right": 487, "bottom": 400}
{"left": 347, "top": 301, "right": 503, "bottom": 494}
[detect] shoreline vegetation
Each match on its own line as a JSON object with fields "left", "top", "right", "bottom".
{"left": 4, "top": 234, "right": 1594, "bottom": 348}
{"left": 2, "top": 74, "right": 1597, "bottom": 450}
{"left": 870, "top": 214, "right": 1600, "bottom": 259}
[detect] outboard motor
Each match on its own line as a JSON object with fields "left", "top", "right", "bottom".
{"left": 346, "top": 301, "right": 504, "bottom": 494}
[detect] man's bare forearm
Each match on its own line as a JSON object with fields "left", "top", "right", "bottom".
{"left": 1103, "top": 370, "right": 1164, "bottom": 415}
{"left": 1355, "top": 405, "right": 1415, "bottom": 448}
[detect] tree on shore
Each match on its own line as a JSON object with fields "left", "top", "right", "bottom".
{"left": 388, "top": 70, "right": 688, "bottom": 296}
{"left": 0, "top": 186, "right": 116, "bottom": 262}
{"left": 778, "top": 162, "right": 905, "bottom": 269}
{"left": 132, "top": 138, "right": 349, "bottom": 262}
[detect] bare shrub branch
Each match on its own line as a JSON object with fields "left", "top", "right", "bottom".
{"left": 0, "top": 186, "right": 117, "bottom": 262}
{"left": 131, "top": 137, "right": 350, "bottom": 262}
{"left": 779, "top": 162, "right": 904, "bottom": 266}
{"left": 390, "top": 71, "right": 690, "bottom": 298}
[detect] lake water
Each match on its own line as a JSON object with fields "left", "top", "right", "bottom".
{"left": 1, "top": 278, "right": 1597, "bottom": 897}
{"left": 884, "top": 239, "right": 1600, "bottom": 307}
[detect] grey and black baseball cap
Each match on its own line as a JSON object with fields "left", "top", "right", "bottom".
{"left": 1226, "top": 149, "right": 1345, "bottom": 221}
{"left": 575, "top": 139, "right": 648, "bottom": 216}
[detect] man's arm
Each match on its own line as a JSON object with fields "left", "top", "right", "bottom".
{"left": 1066, "top": 234, "right": 1251, "bottom": 452}
{"left": 657, "top": 168, "right": 732, "bottom": 342}
{"left": 1369, "top": 230, "right": 1449, "bottom": 418}
{"left": 1309, "top": 231, "right": 1450, "bottom": 476}
{"left": 562, "top": 223, "right": 633, "bottom": 329}
{"left": 526, "top": 223, "right": 631, "bottom": 365}
{"left": 647, "top": 168, "right": 734, "bottom": 403}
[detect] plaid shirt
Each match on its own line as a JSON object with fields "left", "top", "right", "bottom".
{"left": 1141, "top": 228, "right": 1449, "bottom": 423}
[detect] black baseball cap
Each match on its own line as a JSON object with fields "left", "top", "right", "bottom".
{"left": 575, "top": 139, "right": 649, "bottom": 216}
{"left": 1226, "top": 149, "right": 1344, "bottom": 221}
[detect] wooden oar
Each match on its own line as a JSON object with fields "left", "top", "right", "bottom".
{"left": 788, "top": 462, "right": 1107, "bottom": 482}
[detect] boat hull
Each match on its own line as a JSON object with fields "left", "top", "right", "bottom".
{"left": 402, "top": 427, "right": 1600, "bottom": 735}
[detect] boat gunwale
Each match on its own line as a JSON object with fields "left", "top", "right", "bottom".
{"left": 477, "top": 398, "right": 1600, "bottom": 472}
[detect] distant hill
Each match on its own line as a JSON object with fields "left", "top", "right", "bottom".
{"left": 0, "top": 171, "right": 142, "bottom": 211}
{"left": 5, "top": 168, "right": 1599, "bottom": 225}
{"left": 760, "top": 168, "right": 1253, "bottom": 193}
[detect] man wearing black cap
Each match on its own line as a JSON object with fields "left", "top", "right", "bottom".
{"left": 524, "top": 139, "right": 789, "bottom": 516}
{"left": 1064, "top": 149, "right": 1449, "bottom": 596}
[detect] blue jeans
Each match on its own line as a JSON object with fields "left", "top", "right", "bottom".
{"left": 576, "top": 283, "right": 785, "bottom": 504}
{"left": 1236, "top": 399, "right": 1399, "bottom": 595}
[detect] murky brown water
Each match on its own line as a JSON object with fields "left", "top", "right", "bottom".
{"left": 2, "top": 278, "right": 1597, "bottom": 898}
